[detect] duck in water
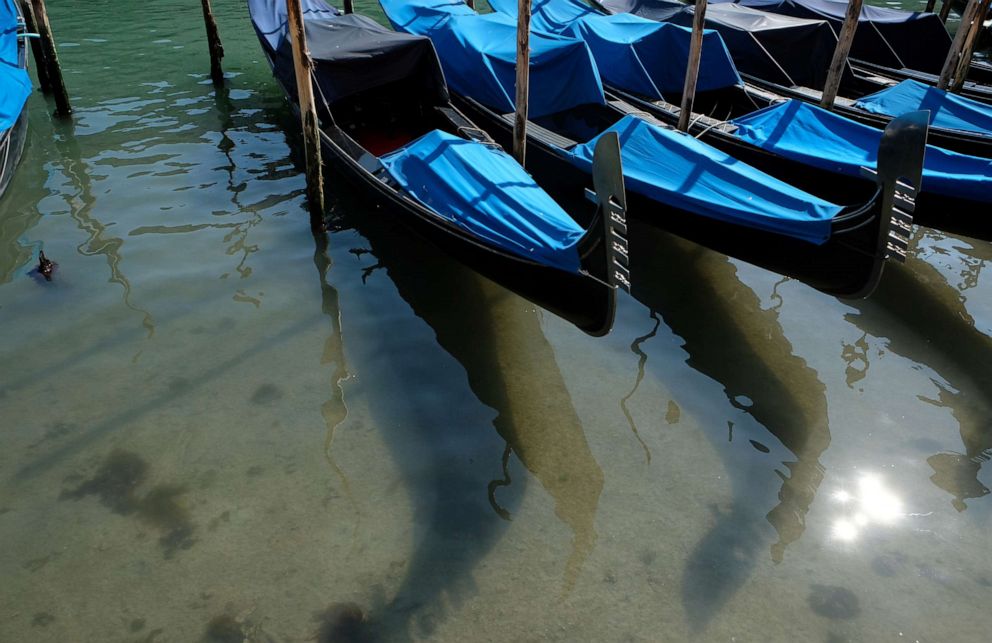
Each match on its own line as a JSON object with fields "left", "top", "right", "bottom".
{"left": 37, "top": 251, "right": 56, "bottom": 281}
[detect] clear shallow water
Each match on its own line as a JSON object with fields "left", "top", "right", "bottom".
{"left": 0, "top": 1, "right": 990, "bottom": 641}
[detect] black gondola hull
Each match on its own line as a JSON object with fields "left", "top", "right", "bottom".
{"left": 0, "top": 108, "right": 27, "bottom": 201}
{"left": 452, "top": 94, "right": 892, "bottom": 299}
{"left": 607, "top": 88, "right": 992, "bottom": 242}
{"left": 309, "top": 126, "right": 618, "bottom": 337}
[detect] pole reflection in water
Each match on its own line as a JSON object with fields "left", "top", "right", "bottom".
{"left": 626, "top": 218, "right": 831, "bottom": 629}
{"left": 843, "top": 229, "right": 992, "bottom": 512}
{"left": 315, "top": 176, "right": 604, "bottom": 638}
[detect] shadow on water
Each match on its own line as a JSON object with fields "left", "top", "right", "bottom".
{"left": 10, "top": 90, "right": 312, "bottom": 483}
{"left": 51, "top": 119, "right": 157, "bottom": 338}
{"left": 626, "top": 219, "right": 831, "bottom": 631}
{"left": 843, "top": 231, "right": 992, "bottom": 512}
{"left": 310, "top": 166, "right": 605, "bottom": 639}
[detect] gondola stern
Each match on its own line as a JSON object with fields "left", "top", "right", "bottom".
{"left": 581, "top": 131, "right": 631, "bottom": 292}
{"left": 849, "top": 109, "right": 929, "bottom": 298}
{"left": 576, "top": 131, "right": 630, "bottom": 336}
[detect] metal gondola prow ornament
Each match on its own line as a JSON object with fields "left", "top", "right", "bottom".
{"left": 586, "top": 131, "right": 630, "bottom": 292}
{"left": 860, "top": 109, "right": 929, "bottom": 266}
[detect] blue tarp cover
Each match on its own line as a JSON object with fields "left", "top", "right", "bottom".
{"left": 731, "top": 100, "right": 992, "bottom": 203}
{"left": 381, "top": 130, "right": 584, "bottom": 271}
{"left": 1, "top": 0, "right": 30, "bottom": 134}
{"left": 568, "top": 115, "right": 842, "bottom": 244}
{"left": 488, "top": 0, "right": 742, "bottom": 98}
{"left": 380, "top": 0, "right": 605, "bottom": 118}
{"left": 854, "top": 80, "right": 992, "bottom": 138}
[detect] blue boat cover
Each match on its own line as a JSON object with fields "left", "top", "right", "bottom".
{"left": 380, "top": 130, "right": 584, "bottom": 271}
{"left": 248, "top": 0, "right": 339, "bottom": 50}
{"left": 488, "top": 0, "right": 742, "bottom": 98}
{"left": 380, "top": 0, "right": 605, "bottom": 118}
{"left": 1, "top": 0, "right": 30, "bottom": 134}
{"left": 854, "top": 80, "right": 992, "bottom": 138}
{"left": 383, "top": 0, "right": 848, "bottom": 244}
{"left": 731, "top": 100, "right": 992, "bottom": 203}
{"left": 720, "top": 0, "right": 952, "bottom": 74}
{"left": 568, "top": 115, "right": 842, "bottom": 243}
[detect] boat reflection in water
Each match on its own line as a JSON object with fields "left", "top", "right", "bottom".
{"left": 624, "top": 218, "right": 830, "bottom": 629}
{"left": 310, "top": 171, "right": 605, "bottom": 639}
{"left": 843, "top": 230, "right": 992, "bottom": 511}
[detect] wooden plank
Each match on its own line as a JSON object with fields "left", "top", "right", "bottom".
{"left": 677, "top": 0, "right": 707, "bottom": 131}
{"left": 939, "top": 0, "right": 983, "bottom": 89}
{"left": 18, "top": 0, "right": 51, "bottom": 93}
{"left": 512, "top": 0, "right": 531, "bottom": 165}
{"left": 199, "top": 0, "right": 225, "bottom": 86}
{"left": 286, "top": 0, "right": 325, "bottom": 223}
{"left": 820, "top": 0, "right": 862, "bottom": 110}
{"left": 951, "top": 0, "right": 991, "bottom": 91}
{"left": 29, "top": 0, "right": 71, "bottom": 117}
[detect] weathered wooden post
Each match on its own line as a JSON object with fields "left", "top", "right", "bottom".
{"left": 29, "top": 0, "right": 70, "bottom": 117}
{"left": 938, "top": 0, "right": 984, "bottom": 89}
{"left": 286, "top": 0, "right": 325, "bottom": 223}
{"left": 950, "top": 0, "right": 991, "bottom": 91}
{"left": 820, "top": 0, "right": 863, "bottom": 109}
{"left": 677, "top": 0, "right": 707, "bottom": 132}
{"left": 466, "top": 0, "right": 475, "bottom": 8}
{"left": 343, "top": 0, "right": 354, "bottom": 13}
{"left": 199, "top": 0, "right": 225, "bottom": 86}
{"left": 512, "top": 0, "right": 531, "bottom": 165}
{"left": 17, "top": 0, "right": 51, "bottom": 93}
{"left": 939, "top": 0, "right": 954, "bottom": 23}
{"left": 925, "top": 0, "right": 937, "bottom": 12}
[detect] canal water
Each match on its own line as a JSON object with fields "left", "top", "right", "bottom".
{"left": 1, "top": 1, "right": 989, "bottom": 641}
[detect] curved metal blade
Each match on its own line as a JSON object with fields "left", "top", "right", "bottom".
{"left": 589, "top": 131, "right": 631, "bottom": 292}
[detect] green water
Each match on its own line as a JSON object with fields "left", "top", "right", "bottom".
{"left": 1, "top": 1, "right": 990, "bottom": 641}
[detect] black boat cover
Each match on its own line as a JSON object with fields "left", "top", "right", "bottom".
{"left": 601, "top": 0, "right": 847, "bottom": 88}
{"left": 719, "top": 0, "right": 953, "bottom": 75}
{"left": 248, "top": 0, "right": 448, "bottom": 108}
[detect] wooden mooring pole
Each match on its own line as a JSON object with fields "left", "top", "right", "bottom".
{"left": 343, "top": 0, "right": 354, "bottom": 13}
{"left": 820, "top": 0, "right": 863, "bottom": 109}
{"left": 938, "top": 0, "right": 986, "bottom": 89}
{"left": 512, "top": 0, "right": 531, "bottom": 166}
{"left": 286, "top": 0, "right": 325, "bottom": 223}
{"left": 29, "top": 0, "right": 70, "bottom": 117}
{"left": 678, "top": 0, "right": 707, "bottom": 132}
{"left": 939, "top": 0, "right": 954, "bottom": 23}
{"left": 200, "top": 0, "right": 225, "bottom": 86}
{"left": 925, "top": 0, "right": 938, "bottom": 12}
{"left": 17, "top": 0, "right": 51, "bottom": 93}
{"left": 466, "top": 0, "right": 475, "bottom": 8}
{"left": 950, "top": 0, "right": 991, "bottom": 91}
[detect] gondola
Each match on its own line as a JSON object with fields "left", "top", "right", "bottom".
{"left": 491, "top": 0, "right": 992, "bottom": 240}
{"left": 597, "top": 0, "right": 992, "bottom": 157}
{"left": 247, "top": 0, "right": 628, "bottom": 337}
{"left": 379, "top": 0, "right": 929, "bottom": 299}
{"left": 0, "top": 0, "right": 31, "bottom": 200}
{"left": 713, "top": 0, "right": 992, "bottom": 98}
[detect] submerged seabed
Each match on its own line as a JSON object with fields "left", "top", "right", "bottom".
{"left": 1, "top": 1, "right": 991, "bottom": 641}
